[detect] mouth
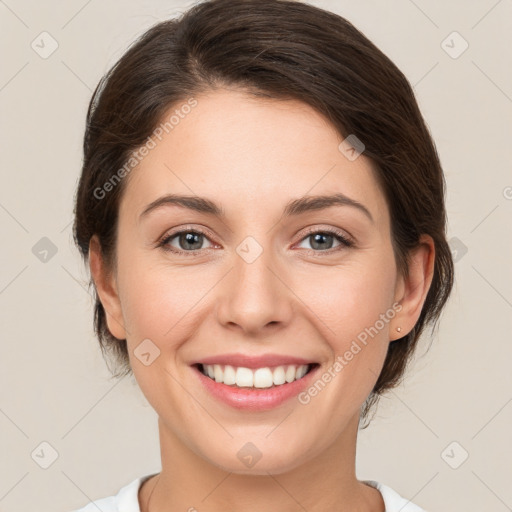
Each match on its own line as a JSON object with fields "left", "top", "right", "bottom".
{"left": 191, "top": 361, "right": 320, "bottom": 411}
{"left": 194, "top": 362, "right": 319, "bottom": 389}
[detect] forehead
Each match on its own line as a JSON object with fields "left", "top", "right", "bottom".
{"left": 119, "top": 88, "right": 389, "bottom": 226}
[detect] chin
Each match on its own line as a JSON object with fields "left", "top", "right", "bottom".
{"left": 199, "top": 438, "right": 314, "bottom": 476}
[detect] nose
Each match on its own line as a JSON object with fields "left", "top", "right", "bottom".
{"left": 215, "top": 241, "right": 294, "bottom": 336}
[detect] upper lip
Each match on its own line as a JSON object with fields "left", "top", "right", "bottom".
{"left": 191, "top": 353, "right": 317, "bottom": 369}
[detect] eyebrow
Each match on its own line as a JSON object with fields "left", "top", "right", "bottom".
{"left": 139, "top": 192, "right": 374, "bottom": 223}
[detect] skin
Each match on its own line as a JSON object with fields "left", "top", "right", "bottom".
{"left": 89, "top": 87, "right": 435, "bottom": 512}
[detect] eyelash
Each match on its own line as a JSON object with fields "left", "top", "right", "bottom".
{"left": 157, "top": 225, "right": 354, "bottom": 257}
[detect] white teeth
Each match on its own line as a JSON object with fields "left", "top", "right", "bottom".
{"left": 214, "top": 364, "right": 223, "bottom": 383}
{"left": 254, "top": 368, "right": 273, "bottom": 388}
{"left": 296, "top": 365, "right": 308, "bottom": 379}
{"left": 236, "top": 367, "right": 254, "bottom": 387}
{"left": 201, "top": 364, "right": 311, "bottom": 388}
{"left": 285, "top": 365, "right": 297, "bottom": 383}
{"left": 223, "top": 365, "right": 236, "bottom": 385}
{"left": 273, "top": 366, "right": 286, "bottom": 385}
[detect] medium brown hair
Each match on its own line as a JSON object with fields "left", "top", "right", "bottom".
{"left": 73, "top": 0, "right": 454, "bottom": 426}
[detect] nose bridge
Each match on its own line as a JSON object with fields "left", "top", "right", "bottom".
{"left": 216, "top": 233, "right": 292, "bottom": 333}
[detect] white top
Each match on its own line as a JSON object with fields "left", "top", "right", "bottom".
{"left": 72, "top": 474, "right": 427, "bottom": 512}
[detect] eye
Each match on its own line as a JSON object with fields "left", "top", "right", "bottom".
{"left": 295, "top": 227, "right": 354, "bottom": 252}
{"left": 158, "top": 227, "right": 215, "bottom": 256}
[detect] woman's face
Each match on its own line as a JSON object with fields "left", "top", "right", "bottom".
{"left": 92, "top": 88, "right": 428, "bottom": 474}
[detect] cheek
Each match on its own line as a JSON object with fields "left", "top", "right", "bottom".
{"left": 293, "top": 261, "right": 397, "bottom": 417}
{"left": 117, "top": 253, "right": 219, "bottom": 355}
{"left": 298, "top": 254, "right": 397, "bottom": 344}
{"left": 120, "top": 268, "right": 189, "bottom": 340}
{"left": 294, "top": 253, "right": 397, "bottom": 404}
{"left": 116, "top": 261, "right": 206, "bottom": 405}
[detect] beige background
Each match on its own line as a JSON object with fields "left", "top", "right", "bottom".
{"left": 1, "top": 1, "right": 511, "bottom": 510}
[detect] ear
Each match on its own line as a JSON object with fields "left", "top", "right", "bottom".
{"left": 88, "top": 235, "right": 127, "bottom": 340}
{"left": 391, "top": 234, "right": 435, "bottom": 341}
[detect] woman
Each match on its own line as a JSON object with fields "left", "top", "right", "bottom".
{"left": 72, "top": 0, "right": 454, "bottom": 510}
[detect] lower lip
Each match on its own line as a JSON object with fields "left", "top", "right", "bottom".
{"left": 192, "top": 365, "right": 319, "bottom": 411}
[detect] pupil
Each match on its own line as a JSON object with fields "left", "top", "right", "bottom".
{"left": 181, "top": 232, "right": 202, "bottom": 250}
{"left": 311, "top": 233, "right": 333, "bottom": 250}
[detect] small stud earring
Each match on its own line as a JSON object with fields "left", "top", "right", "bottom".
{"left": 396, "top": 327, "right": 402, "bottom": 332}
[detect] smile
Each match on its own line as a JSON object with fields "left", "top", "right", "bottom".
{"left": 191, "top": 361, "right": 320, "bottom": 411}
